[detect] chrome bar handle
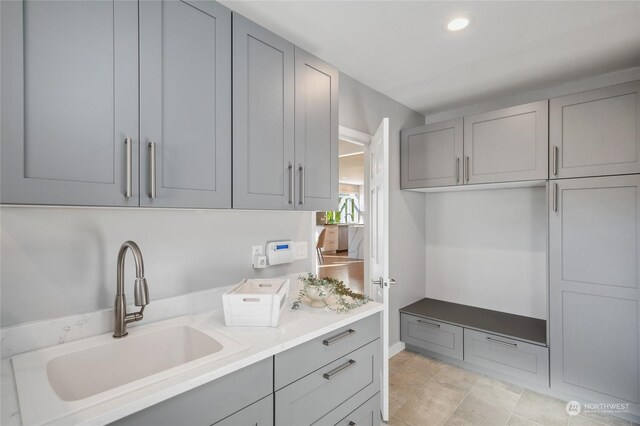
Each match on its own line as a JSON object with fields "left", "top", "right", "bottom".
{"left": 323, "top": 359, "right": 356, "bottom": 380}
{"left": 417, "top": 319, "right": 440, "bottom": 329}
{"left": 465, "top": 156, "right": 470, "bottom": 182}
{"left": 552, "top": 146, "right": 558, "bottom": 176}
{"left": 124, "top": 138, "right": 133, "bottom": 198}
{"left": 323, "top": 329, "right": 356, "bottom": 346}
{"left": 553, "top": 182, "right": 558, "bottom": 213}
{"left": 288, "top": 162, "right": 294, "bottom": 204}
{"left": 148, "top": 141, "right": 156, "bottom": 199}
{"left": 298, "top": 164, "right": 305, "bottom": 205}
{"left": 486, "top": 336, "right": 518, "bottom": 349}
{"left": 456, "top": 157, "right": 460, "bottom": 183}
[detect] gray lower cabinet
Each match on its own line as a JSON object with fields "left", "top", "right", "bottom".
{"left": 232, "top": 13, "right": 295, "bottom": 210}
{"left": 463, "top": 101, "right": 548, "bottom": 184}
{"left": 139, "top": 0, "right": 232, "bottom": 208}
{"left": 214, "top": 395, "right": 273, "bottom": 426}
{"left": 400, "top": 313, "right": 463, "bottom": 360}
{"left": 111, "top": 357, "right": 273, "bottom": 426}
{"left": 550, "top": 81, "right": 640, "bottom": 179}
{"left": 1, "top": 0, "right": 139, "bottom": 206}
{"left": 400, "top": 119, "right": 463, "bottom": 189}
{"left": 274, "top": 313, "right": 380, "bottom": 390}
{"left": 549, "top": 175, "right": 640, "bottom": 415}
{"left": 294, "top": 47, "right": 339, "bottom": 212}
{"left": 463, "top": 329, "right": 549, "bottom": 387}
{"left": 275, "top": 339, "right": 380, "bottom": 426}
{"left": 335, "top": 393, "right": 381, "bottom": 426}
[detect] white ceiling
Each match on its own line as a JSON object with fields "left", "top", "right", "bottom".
{"left": 221, "top": 1, "right": 640, "bottom": 115}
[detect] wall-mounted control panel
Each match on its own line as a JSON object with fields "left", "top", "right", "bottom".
{"left": 266, "top": 240, "right": 295, "bottom": 266}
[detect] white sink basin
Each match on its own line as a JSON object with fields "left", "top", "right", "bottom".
{"left": 12, "top": 316, "right": 249, "bottom": 426}
{"left": 47, "top": 325, "right": 223, "bottom": 401}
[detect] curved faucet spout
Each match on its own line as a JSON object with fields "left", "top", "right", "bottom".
{"left": 114, "top": 241, "right": 150, "bottom": 338}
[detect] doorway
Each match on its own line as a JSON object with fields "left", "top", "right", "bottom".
{"left": 315, "top": 126, "right": 372, "bottom": 295}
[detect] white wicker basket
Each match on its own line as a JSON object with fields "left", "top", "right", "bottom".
{"left": 222, "top": 278, "right": 289, "bottom": 327}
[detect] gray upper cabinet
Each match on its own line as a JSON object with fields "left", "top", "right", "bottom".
{"left": 294, "top": 48, "right": 339, "bottom": 211}
{"left": 549, "top": 175, "right": 640, "bottom": 414}
{"left": 233, "top": 13, "right": 295, "bottom": 210}
{"left": 1, "top": 0, "right": 139, "bottom": 206}
{"left": 139, "top": 0, "right": 231, "bottom": 209}
{"left": 463, "top": 101, "right": 549, "bottom": 185}
{"left": 550, "top": 81, "right": 640, "bottom": 179}
{"left": 400, "top": 119, "right": 463, "bottom": 189}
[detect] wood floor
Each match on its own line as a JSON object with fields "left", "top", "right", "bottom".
{"left": 316, "top": 251, "right": 365, "bottom": 294}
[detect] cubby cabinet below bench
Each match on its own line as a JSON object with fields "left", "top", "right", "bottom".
{"left": 400, "top": 298, "right": 549, "bottom": 388}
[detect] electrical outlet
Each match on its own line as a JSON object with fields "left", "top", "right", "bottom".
{"left": 252, "top": 245, "right": 264, "bottom": 257}
{"left": 294, "top": 241, "right": 308, "bottom": 260}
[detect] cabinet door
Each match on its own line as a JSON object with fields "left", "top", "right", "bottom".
{"left": 1, "top": 0, "right": 139, "bottom": 206}
{"left": 294, "top": 48, "right": 339, "bottom": 211}
{"left": 400, "top": 119, "right": 463, "bottom": 189}
{"left": 464, "top": 101, "right": 548, "bottom": 184}
{"left": 214, "top": 395, "right": 273, "bottom": 426}
{"left": 139, "top": 0, "right": 231, "bottom": 208}
{"left": 233, "top": 13, "right": 295, "bottom": 210}
{"left": 550, "top": 81, "right": 640, "bottom": 179}
{"left": 549, "top": 176, "right": 640, "bottom": 414}
{"left": 111, "top": 357, "right": 273, "bottom": 426}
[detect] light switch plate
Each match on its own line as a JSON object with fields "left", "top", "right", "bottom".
{"left": 252, "top": 245, "right": 264, "bottom": 257}
{"left": 294, "top": 241, "right": 308, "bottom": 260}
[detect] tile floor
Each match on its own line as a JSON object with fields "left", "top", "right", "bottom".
{"left": 388, "top": 350, "right": 638, "bottom": 426}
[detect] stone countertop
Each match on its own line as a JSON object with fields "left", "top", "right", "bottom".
{"left": 1, "top": 274, "right": 382, "bottom": 426}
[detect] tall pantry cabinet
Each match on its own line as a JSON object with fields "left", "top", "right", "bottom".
{"left": 549, "top": 82, "right": 640, "bottom": 416}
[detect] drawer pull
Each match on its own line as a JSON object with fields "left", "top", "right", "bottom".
{"left": 348, "top": 422, "right": 356, "bottom": 426}
{"left": 323, "top": 359, "right": 356, "bottom": 380}
{"left": 486, "top": 337, "right": 518, "bottom": 349}
{"left": 323, "top": 329, "right": 356, "bottom": 346}
{"left": 417, "top": 319, "right": 441, "bottom": 329}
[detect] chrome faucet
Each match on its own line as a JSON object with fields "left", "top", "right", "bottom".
{"left": 113, "top": 241, "right": 150, "bottom": 338}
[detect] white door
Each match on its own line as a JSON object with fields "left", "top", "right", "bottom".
{"left": 368, "top": 118, "right": 392, "bottom": 421}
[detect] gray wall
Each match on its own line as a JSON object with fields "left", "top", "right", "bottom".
{"left": 339, "top": 73, "right": 425, "bottom": 348}
{"left": 1, "top": 207, "right": 313, "bottom": 326}
{"left": 425, "top": 187, "right": 547, "bottom": 319}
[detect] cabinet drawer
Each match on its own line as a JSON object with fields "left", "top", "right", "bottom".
{"left": 464, "top": 329, "right": 549, "bottom": 387}
{"left": 275, "top": 313, "right": 380, "bottom": 389}
{"left": 325, "top": 226, "right": 339, "bottom": 237}
{"left": 275, "top": 339, "right": 380, "bottom": 426}
{"left": 335, "top": 393, "right": 380, "bottom": 426}
{"left": 400, "top": 313, "right": 463, "bottom": 360}
{"left": 111, "top": 357, "right": 273, "bottom": 426}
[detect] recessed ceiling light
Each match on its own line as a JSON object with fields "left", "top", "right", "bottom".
{"left": 446, "top": 16, "right": 470, "bottom": 32}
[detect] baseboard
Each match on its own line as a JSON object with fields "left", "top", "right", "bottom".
{"left": 389, "top": 341, "right": 406, "bottom": 358}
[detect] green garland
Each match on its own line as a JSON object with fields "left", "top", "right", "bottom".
{"left": 295, "top": 273, "right": 371, "bottom": 313}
